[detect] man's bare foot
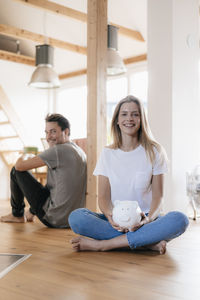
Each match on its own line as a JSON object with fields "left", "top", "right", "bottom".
{"left": 70, "top": 236, "right": 103, "bottom": 252}
{"left": 0, "top": 213, "right": 26, "bottom": 223}
{"left": 145, "top": 240, "right": 167, "bottom": 254}
{"left": 25, "top": 210, "right": 35, "bottom": 222}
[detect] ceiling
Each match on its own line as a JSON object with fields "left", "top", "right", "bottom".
{"left": 0, "top": 0, "right": 147, "bottom": 77}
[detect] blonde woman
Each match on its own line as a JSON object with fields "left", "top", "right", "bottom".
{"left": 69, "top": 95, "right": 188, "bottom": 254}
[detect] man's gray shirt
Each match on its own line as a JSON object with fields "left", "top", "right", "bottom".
{"left": 38, "top": 142, "right": 87, "bottom": 228}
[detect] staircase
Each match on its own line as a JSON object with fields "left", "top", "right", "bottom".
{"left": 0, "top": 86, "right": 27, "bottom": 169}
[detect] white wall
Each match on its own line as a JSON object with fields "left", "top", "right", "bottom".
{"left": 0, "top": 157, "right": 9, "bottom": 200}
{"left": 147, "top": 0, "right": 200, "bottom": 213}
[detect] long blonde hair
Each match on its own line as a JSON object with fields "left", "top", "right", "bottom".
{"left": 110, "top": 95, "right": 166, "bottom": 164}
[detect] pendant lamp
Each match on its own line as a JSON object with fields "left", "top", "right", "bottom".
{"left": 107, "top": 24, "right": 126, "bottom": 76}
{"left": 29, "top": 44, "right": 60, "bottom": 89}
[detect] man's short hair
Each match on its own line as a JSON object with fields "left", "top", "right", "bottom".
{"left": 45, "top": 113, "right": 70, "bottom": 135}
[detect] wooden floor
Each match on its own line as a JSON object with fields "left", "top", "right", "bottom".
{"left": 0, "top": 200, "right": 200, "bottom": 300}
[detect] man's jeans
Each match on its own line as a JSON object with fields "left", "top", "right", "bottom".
{"left": 68, "top": 208, "right": 189, "bottom": 249}
{"left": 10, "top": 167, "right": 52, "bottom": 227}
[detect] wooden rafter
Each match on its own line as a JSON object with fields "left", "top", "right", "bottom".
{"left": 59, "top": 69, "right": 87, "bottom": 80}
{"left": 0, "top": 49, "right": 147, "bottom": 77}
{"left": 0, "top": 24, "right": 87, "bottom": 55}
{"left": 59, "top": 54, "right": 147, "bottom": 80}
{"left": 13, "top": 0, "right": 145, "bottom": 42}
{"left": 123, "top": 54, "right": 147, "bottom": 65}
{"left": 14, "top": 0, "right": 87, "bottom": 22}
{"left": 0, "top": 49, "right": 35, "bottom": 66}
{"left": 111, "top": 23, "right": 144, "bottom": 42}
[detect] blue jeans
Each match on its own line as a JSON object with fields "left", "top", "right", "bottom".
{"left": 68, "top": 208, "right": 189, "bottom": 249}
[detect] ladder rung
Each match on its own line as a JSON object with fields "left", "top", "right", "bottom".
{"left": 0, "top": 135, "right": 18, "bottom": 140}
{"left": 0, "top": 121, "right": 9, "bottom": 125}
{"left": 0, "top": 150, "right": 23, "bottom": 153}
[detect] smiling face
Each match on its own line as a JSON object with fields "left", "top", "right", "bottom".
{"left": 117, "top": 101, "right": 141, "bottom": 138}
{"left": 45, "top": 122, "right": 69, "bottom": 147}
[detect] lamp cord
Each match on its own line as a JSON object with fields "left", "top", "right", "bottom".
{"left": 43, "top": 11, "right": 49, "bottom": 44}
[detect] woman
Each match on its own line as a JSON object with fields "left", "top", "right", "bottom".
{"left": 69, "top": 95, "right": 189, "bottom": 254}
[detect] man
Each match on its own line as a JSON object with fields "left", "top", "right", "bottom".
{"left": 0, "top": 114, "right": 87, "bottom": 228}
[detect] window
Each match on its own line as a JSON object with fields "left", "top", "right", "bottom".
{"left": 129, "top": 71, "right": 148, "bottom": 108}
{"left": 56, "top": 65, "right": 148, "bottom": 144}
{"left": 57, "top": 86, "right": 87, "bottom": 139}
{"left": 106, "top": 77, "right": 128, "bottom": 143}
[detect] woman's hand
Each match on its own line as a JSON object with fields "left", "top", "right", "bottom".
{"left": 106, "top": 213, "right": 128, "bottom": 232}
{"left": 128, "top": 212, "right": 150, "bottom": 232}
{"left": 106, "top": 211, "right": 150, "bottom": 233}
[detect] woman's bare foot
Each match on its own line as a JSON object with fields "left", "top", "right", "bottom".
{"left": 70, "top": 236, "right": 103, "bottom": 251}
{"left": 25, "top": 210, "right": 35, "bottom": 222}
{"left": 70, "top": 235, "right": 132, "bottom": 252}
{"left": 145, "top": 240, "right": 167, "bottom": 254}
{"left": 0, "top": 213, "right": 26, "bottom": 223}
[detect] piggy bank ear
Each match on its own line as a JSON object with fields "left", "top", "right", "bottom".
{"left": 132, "top": 201, "right": 138, "bottom": 208}
{"left": 114, "top": 200, "right": 121, "bottom": 207}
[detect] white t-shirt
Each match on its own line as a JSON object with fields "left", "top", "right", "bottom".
{"left": 93, "top": 145, "right": 168, "bottom": 213}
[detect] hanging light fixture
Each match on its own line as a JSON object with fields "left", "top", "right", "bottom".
{"left": 28, "top": 44, "right": 60, "bottom": 89}
{"left": 107, "top": 24, "right": 126, "bottom": 76}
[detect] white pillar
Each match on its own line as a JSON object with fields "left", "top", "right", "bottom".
{"left": 147, "top": 0, "right": 200, "bottom": 213}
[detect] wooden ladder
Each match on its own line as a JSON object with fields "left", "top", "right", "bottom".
{"left": 0, "top": 86, "right": 28, "bottom": 169}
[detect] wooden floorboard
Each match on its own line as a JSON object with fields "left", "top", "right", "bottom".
{"left": 0, "top": 200, "right": 200, "bottom": 300}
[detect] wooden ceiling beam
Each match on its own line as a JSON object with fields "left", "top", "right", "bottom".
{"left": 13, "top": 0, "right": 145, "bottom": 42}
{"left": 0, "top": 49, "right": 35, "bottom": 66}
{"left": 110, "top": 23, "right": 144, "bottom": 42}
{"left": 59, "top": 69, "right": 87, "bottom": 80}
{"left": 59, "top": 54, "right": 147, "bottom": 80}
{"left": 0, "top": 24, "right": 87, "bottom": 55}
{"left": 123, "top": 54, "right": 147, "bottom": 64}
{"left": 0, "top": 50, "right": 147, "bottom": 78}
{"left": 14, "top": 0, "right": 87, "bottom": 22}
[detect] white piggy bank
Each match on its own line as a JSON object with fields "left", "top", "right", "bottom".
{"left": 112, "top": 200, "right": 142, "bottom": 230}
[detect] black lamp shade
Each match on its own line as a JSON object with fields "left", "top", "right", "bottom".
{"left": 108, "top": 24, "right": 118, "bottom": 50}
{"left": 35, "top": 44, "right": 54, "bottom": 66}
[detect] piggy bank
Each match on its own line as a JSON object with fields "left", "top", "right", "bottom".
{"left": 112, "top": 200, "right": 142, "bottom": 230}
